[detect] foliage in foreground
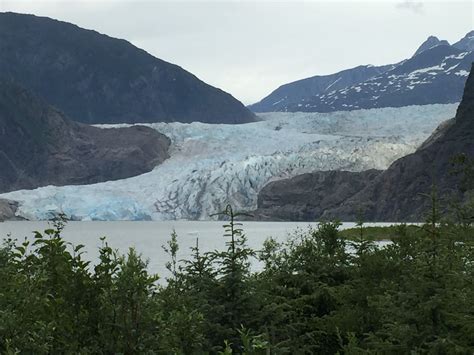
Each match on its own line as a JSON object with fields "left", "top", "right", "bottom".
{"left": 339, "top": 224, "right": 420, "bottom": 241}
{"left": 1, "top": 201, "right": 474, "bottom": 354}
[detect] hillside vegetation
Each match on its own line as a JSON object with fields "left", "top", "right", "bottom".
{"left": 1, "top": 191, "right": 473, "bottom": 353}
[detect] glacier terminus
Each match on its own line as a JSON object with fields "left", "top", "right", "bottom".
{"left": 1, "top": 104, "right": 458, "bottom": 221}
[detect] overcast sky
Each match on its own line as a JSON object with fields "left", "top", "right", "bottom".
{"left": 1, "top": 0, "right": 473, "bottom": 104}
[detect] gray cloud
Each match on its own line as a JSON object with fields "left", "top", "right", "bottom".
{"left": 396, "top": 0, "right": 425, "bottom": 14}
{"left": 0, "top": 1, "right": 472, "bottom": 104}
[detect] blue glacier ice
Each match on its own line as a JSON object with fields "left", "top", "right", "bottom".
{"left": 1, "top": 104, "right": 458, "bottom": 220}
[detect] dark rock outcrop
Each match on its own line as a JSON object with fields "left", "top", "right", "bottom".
{"left": 416, "top": 117, "right": 455, "bottom": 151}
{"left": 0, "top": 12, "right": 255, "bottom": 124}
{"left": 0, "top": 80, "right": 171, "bottom": 193}
{"left": 253, "top": 65, "right": 474, "bottom": 222}
{"left": 250, "top": 170, "right": 381, "bottom": 221}
{"left": 0, "top": 199, "right": 19, "bottom": 221}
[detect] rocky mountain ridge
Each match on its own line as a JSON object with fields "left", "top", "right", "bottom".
{"left": 0, "top": 80, "right": 170, "bottom": 194}
{"left": 413, "top": 35, "right": 449, "bottom": 56}
{"left": 248, "top": 64, "right": 393, "bottom": 112}
{"left": 250, "top": 31, "right": 474, "bottom": 114}
{"left": 453, "top": 30, "right": 474, "bottom": 51}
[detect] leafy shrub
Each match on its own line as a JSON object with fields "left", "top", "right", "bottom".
{"left": 1, "top": 202, "right": 473, "bottom": 353}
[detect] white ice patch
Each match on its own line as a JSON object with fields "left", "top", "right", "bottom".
{"left": 454, "top": 70, "right": 470, "bottom": 77}
{"left": 272, "top": 97, "right": 286, "bottom": 106}
{"left": 454, "top": 52, "right": 469, "bottom": 60}
{"left": 324, "top": 77, "right": 341, "bottom": 92}
{"left": 1, "top": 104, "right": 459, "bottom": 221}
{"left": 409, "top": 64, "right": 445, "bottom": 75}
{"left": 445, "top": 64, "right": 460, "bottom": 72}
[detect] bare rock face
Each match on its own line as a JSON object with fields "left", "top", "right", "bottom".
{"left": 250, "top": 170, "right": 381, "bottom": 221}
{"left": 0, "top": 80, "right": 170, "bottom": 193}
{"left": 416, "top": 117, "right": 455, "bottom": 151}
{"left": 41, "top": 124, "right": 171, "bottom": 187}
{"left": 0, "top": 199, "right": 19, "bottom": 221}
{"left": 0, "top": 12, "right": 255, "bottom": 124}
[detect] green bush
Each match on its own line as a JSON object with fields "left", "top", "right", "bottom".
{"left": 1, "top": 203, "right": 474, "bottom": 353}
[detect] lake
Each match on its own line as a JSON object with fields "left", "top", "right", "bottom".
{"left": 0, "top": 221, "right": 394, "bottom": 280}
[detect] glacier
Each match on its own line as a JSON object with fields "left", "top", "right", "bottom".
{"left": 1, "top": 104, "right": 458, "bottom": 221}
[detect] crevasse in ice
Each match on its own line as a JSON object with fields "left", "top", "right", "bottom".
{"left": 1, "top": 104, "right": 458, "bottom": 220}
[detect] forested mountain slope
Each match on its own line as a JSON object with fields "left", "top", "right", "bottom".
{"left": 0, "top": 12, "right": 255, "bottom": 124}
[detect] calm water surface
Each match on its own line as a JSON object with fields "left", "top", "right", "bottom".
{"left": 0, "top": 221, "right": 394, "bottom": 280}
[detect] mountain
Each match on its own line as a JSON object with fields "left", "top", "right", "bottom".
{"left": 251, "top": 32, "right": 473, "bottom": 113}
{"left": 250, "top": 65, "right": 474, "bottom": 222}
{"left": 283, "top": 45, "right": 473, "bottom": 112}
{"left": 413, "top": 35, "right": 449, "bottom": 56}
{"left": 248, "top": 64, "right": 393, "bottom": 112}
{"left": 250, "top": 170, "right": 381, "bottom": 221}
{"left": 453, "top": 30, "right": 474, "bottom": 51}
{"left": 0, "top": 80, "right": 171, "bottom": 193}
{"left": 0, "top": 12, "right": 255, "bottom": 124}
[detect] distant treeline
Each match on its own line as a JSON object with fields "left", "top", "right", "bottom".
{"left": 0, "top": 191, "right": 474, "bottom": 354}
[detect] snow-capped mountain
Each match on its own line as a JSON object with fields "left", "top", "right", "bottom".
{"left": 0, "top": 104, "right": 457, "bottom": 221}
{"left": 248, "top": 64, "right": 393, "bottom": 112}
{"left": 250, "top": 32, "right": 474, "bottom": 113}
{"left": 283, "top": 45, "right": 473, "bottom": 112}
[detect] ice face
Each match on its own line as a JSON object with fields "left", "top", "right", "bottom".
{"left": 1, "top": 104, "right": 458, "bottom": 221}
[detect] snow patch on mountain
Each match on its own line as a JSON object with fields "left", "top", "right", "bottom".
{"left": 455, "top": 70, "right": 470, "bottom": 77}
{"left": 274, "top": 46, "right": 473, "bottom": 113}
{"left": 1, "top": 104, "right": 458, "bottom": 221}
